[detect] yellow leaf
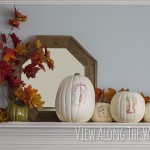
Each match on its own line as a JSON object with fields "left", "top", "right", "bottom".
{"left": 15, "top": 43, "right": 28, "bottom": 56}
{"left": 2, "top": 52, "right": 16, "bottom": 62}
{"left": 2, "top": 48, "right": 16, "bottom": 63}
{"left": 0, "top": 108, "right": 8, "bottom": 123}
{"left": 36, "top": 39, "right": 41, "bottom": 49}
{"left": 37, "top": 48, "right": 45, "bottom": 59}
{"left": 29, "top": 89, "right": 45, "bottom": 110}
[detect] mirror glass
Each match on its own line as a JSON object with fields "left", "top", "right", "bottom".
{"left": 21, "top": 48, "right": 85, "bottom": 108}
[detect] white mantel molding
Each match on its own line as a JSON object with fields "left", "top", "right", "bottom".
{"left": 1, "top": 0, "right": 150, "bottom": 5}
{"left": 1, "top": 122, "right": 150, "bottom": 150}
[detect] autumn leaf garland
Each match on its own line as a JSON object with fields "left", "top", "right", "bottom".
{"left": 95, "top": 87, "right": 150, "bottom": 104}
{"left": 0, "top": 6, "right": 54, "bottom": 110}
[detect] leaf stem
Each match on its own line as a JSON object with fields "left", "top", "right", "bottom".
{"left": 6, "top": 26, "right": 14, "bottom": 44}
{"left": 14, "top": 69, "right": 22, "bottom": 76}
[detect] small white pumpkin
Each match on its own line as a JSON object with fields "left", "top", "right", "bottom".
{"left": 144, "top": 102, "right": 150, "bottom": 122}
{"left": 110, "top": 91, "right": 145, "bottom": 123}
{"left": 91, "top": 103, "right": 113, "bottom": 122}
{"left": 55, "top": 73, "right": 95, "bottom": 122}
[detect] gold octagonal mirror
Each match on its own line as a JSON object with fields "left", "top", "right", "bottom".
{"left": 21, "top": 36, "right": 97, "bottom": 121}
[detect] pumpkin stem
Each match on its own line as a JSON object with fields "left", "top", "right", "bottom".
{"left": 14, "top": 99, "right": 26, "bottom": 106}
{"left": 74, "top": 73, "right": 80, "bottom": 76}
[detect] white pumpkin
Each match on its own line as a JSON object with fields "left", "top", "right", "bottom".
{"left": 91, "top": 103, "right": 113, "bottom": 122}
{"left": 110, "top": 91, "right": 145, "bottom": 123}
{"left": 144, "top": 102, "right": 150, "bottom": 122}
{"left": 55, "top": 73, "right": 95, "bottom": 122}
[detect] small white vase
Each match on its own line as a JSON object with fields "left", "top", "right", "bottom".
{"left": 91, "top": 103, "right": 113, "bottom": 122}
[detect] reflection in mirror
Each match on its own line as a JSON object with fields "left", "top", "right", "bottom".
{"left": 21, "top": 48, "right": 85, "bottom": 108}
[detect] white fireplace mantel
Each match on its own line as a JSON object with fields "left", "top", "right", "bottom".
{"left": 1, "top": 122, "right": 150, "bottom": 150}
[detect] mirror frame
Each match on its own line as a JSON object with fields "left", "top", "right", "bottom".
{"left": 23, "top": 35, "right": 97, "bottom": 121}
{"left": 36, "top": 35, "right": 97, "bottom": 87}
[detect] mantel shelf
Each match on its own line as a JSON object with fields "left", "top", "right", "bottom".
{"left": 1, "top": 122, "right": 150, "bottom": 127}
{"left": 1, "top": 122, "right": 150, "bottom": 150}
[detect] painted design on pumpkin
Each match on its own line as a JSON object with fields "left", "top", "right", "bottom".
{"left": 126, "top": 97, "right": 136, "bottom": 113}
{"left": 72, "top": 84, "right": 87, "bottom": 105}
{"left": 98, "top": 105, "right": 109, "bottom": 117}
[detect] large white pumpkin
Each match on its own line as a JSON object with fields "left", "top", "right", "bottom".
{"left": 55, "top": 73, "right": 95, "bottom": 122}
{"left": 144, "top": 102, "right": 150, "bottom": 122}
{"left": 110, "top": 91, "right": 145, "bottom": 123}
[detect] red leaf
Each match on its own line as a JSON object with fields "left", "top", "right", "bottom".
{"left": 23, "top": 64, "right": 40, "bottom": 79}
{"left": 7, "top": 76, "right": 24, "bottom": 89}
{"left": 44, "top": 45, "right": 48, "bottom": 57}
{"left": 0, "top": 62, "right": 15, "bottom": 84}
{"left": 26, "top": 42, "right": 30, "bottom": 50}
{"left": 44, "top": 46, "right": 54, "bottom": 70}
{"left": 0, "top": 42, "right": 3, "bottom": 49}
{"left": 11, "top": 59, "right": 21, "bottom": 65}
{"left": 1, "top": 34, "right": 6, "bottom": 43}
{"left": 30, "top": 52, "right": 46, "bottom": 71}
{"left": 30, "top": 52, "right": 41, "bottom": 64}
{"left": 15, "top": 59, "right": 21, "bottom": 65}
{"left": 9, "top": 33, "right": 21, "bottom": 48}
{"left": 47, "top": 61, "right": 54, "bottom": 70}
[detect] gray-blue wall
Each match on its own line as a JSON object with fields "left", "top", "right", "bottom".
{"left": 1, "top": 4, "right": 150, "bottom": 94}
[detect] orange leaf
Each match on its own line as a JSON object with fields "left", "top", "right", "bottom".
{"left": 104, "top": 88, "right": 116, "bottom": 102}
{"left": 15, "top": 85, "right": 26, "bottom": 99}
{"left": 2, "top": 47, "right": 16, "bottom": 63}
{"left": 141, "top": 92, "right": 150, "bottom": 103}
{"left": 9, "top": 19, "right": 20, "bottom": 28}
{"left": 95, "top": 88, "right": 104, "bottom": 101}
{"left": 24, "top": 85, "right": 45, "bottom": 110}
{"left": 15, "top": 85, "right": 45, "bottom": 110}
{"left": 14, "top": 6, "right": 27, "bottom": 22}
